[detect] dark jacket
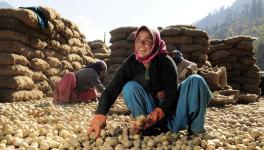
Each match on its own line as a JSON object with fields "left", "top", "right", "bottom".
{"left": 96, "top": 54, "right": 179, "bottom": 116}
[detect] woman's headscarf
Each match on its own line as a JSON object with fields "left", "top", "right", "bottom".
{"left": 170, "top": 50, "right": 183, "bottom": 65}
{"left": 86, "top": 59, "right": 107, "bottom": 77}
{"left": 134, "top": 25, "right": 168, "bottom": 64}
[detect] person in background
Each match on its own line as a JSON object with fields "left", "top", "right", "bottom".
{"left": 169, "top": 50, "right": 197, "bottom": 83}
{"left": 53, "top": 59, "right": 107, "bottom": 103}
{"left": 87, "top": 25, "right": 211, "bottom": 138}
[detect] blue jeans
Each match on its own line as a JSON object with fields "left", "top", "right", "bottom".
{"left": 122, "top": 74, "right": 212, "bottom": 133}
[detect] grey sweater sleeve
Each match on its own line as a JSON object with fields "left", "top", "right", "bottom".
{"left": 75, "top": 68, "right": 105, "bottom": 93}
{"left": 90, "top": 74, "right": 105, "bottom": 93}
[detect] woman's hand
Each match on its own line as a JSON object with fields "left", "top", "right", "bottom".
{"left": 130, "top": 108, "right": 165, "bottom": 134}
{"left": 87, "top": 114, "right": 106, "bottom": 138}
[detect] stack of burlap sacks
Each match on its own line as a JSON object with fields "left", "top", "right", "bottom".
{"left": 208, "top": 36, "right": 260, "bottom": 94}
{"left": 160, "top": 25, "right": 210, "bottom": 67}
{"left": 88, "top": 40, "right": 110, "bottom": 62}
{"left": 105, "top": 26, "right": 138, "bottom": 84}
{"left": 0, "top": 7, "right": 94, "bottom": 102}
{"left": 208, "top": 36, "right": 260, "bottom": 103}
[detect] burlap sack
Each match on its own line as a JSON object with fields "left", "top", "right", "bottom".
{"left": 0, "top": 65, "right": 32, "bottom": 76}
{"left": 92, "top": 48, "right": 110, "bottom": 54}
{"left": 0, "top": 89, "right": 43, "bottom": 102}
{"left": 0, "top": 30, "right": 47, "bottom": 49}
{"left": 224, "top": 36, "right": 256, "bottom": 44}
{"left": 0, "top": 76, "right": 34, "bottom": 90}
{"left": 47, "top": 39, "right": 61, "bottom": 50}
{"left": 45, "top": 57, "right": 61, "bottom": 68}
{"left": 48, "top": 76, "right": 61, "bottom": 89}
{"left": 110, "top": 26, "right": 138, "bottom": 36}
{"left": 212, "top": 56, "right": 237, "bottom": 65}
{"left": 58, "top": 44, "right": 71, "bottom": 55}
{"left": 241, "top": 84, "right": 260, "bottom": 94}
{"left": 228, "top": 69, "right": 242, "bottom": 77}
{"left": 68, "top": 38, "right": 83, "bottom": 47}
{"left": 210, "top": 39, "right": 224, "bottom": 45}
{"left": 110, "top": 48, "right": 129, "bottom": 57}
{"left": 238, "top": 93, "right": 258, "bottom": 104}
{"left": 232, "top": 63, "right": 243, "bottom": 70}
{"left": 190, "top": 51, "right": 207, "bottom": 63}
{"left": 109, "top": 40, "right": 134, "bottom": 50}
{"left": 180, "top": 44, "right": 206, "bottom": 53}
{"left": 0, "top": 16, "right": 47, "bottom": 40}
{"left": 167, "top": 25, "right": 197, "bottom": 29}
{"left": 107, "top": 57, "right": 126, "bottom": 65}
{"left": 0, "top": 8, "right": 39, "bottom": 28}
{"left": 215, "top": 63, "right": 232, "bottom": 71}
{"left": 0, "top": 53, "right": 29, "bottom": 66}
{"left": 61, "top": 26, "right": 74, "bottom": 39}
{"left": 61, "top": 60, "right": 73, "bottom": 70}
{"left": 94, "top": 53, "right": 110, "bottom": 59}
{"left": 31, "top": 38, "right": 48, "bottom": 50}
{"left": 67, "top": 54, "right": 83, "bottom": 63}
{"left": 42, "top": 49, "right": 66, "bottom": 60}
{"left": 44, "top": 68, "right": 61, "bottom": 77}
{"left": 71, "top": 29, "right": 81, "bottom": 38}
{"left": 109, "top": 34, "right": 128, "bottom": 43}
{"left": 0, "top": 40, "right": 44, "bottom": 59}
{"left": 163, "top": 36, "right": 193, "bottom": 45}
{"left": 52, "top": 19, "right": 65, "bottom": 33}
{"left": 230, "top": 76, "right": 259, "bottom": 86}
{"left": 209, "top": 50, "right": 230, "bottom": 61}
{"left": 242, "top": 69, "right": 260, "bottom": 79}
{"left": 228, "top": 82, "right": 240, "bottom": 90}
{"left": 229, "top": 48, "right": 253, "bottom": 57}
{"left": 82, "top": 56, "right": 95, "bottom": 64}
{"left": 72, "top": 46, "right": 92, "bottom": 56}
{"left": 160, "top": 28, "right": 182, "bottom": 37}
{"left": 239, "top": 57, "right": 256, "bottom": 65}
{"left": 89, "top": 41, "right": 105, "bottom": 49}
{"left": 127, "top": 32, "right": 136, "bottom": 41}
{"left": 39, "top": 6, "right": 60, "bottom": 20}
{"left": 0, "top": 30, "right": 28, "bottom": 43}
{"left": 198, "top": 68, "right": 222, "bottom": 91}
{"left": 236, "top": 41, "right": 254, "bottom": 51}
{"left": 182, "top": 29, "right": 208, "bottom": 39}
{"left": 31, "top": 58, "right": 50, "bottom": 71}
{"left": 72, "top": 61, "right": 83, "bottom": 71}
{"left": 209, "top": 43, "right": 233, "bottom": 53}
{"left": 32, "top": 71, "right": 48, "bottom": 82}
{"left": 35, "top": 80, "right": 51, "bottom": 92}
{"left": 61, "top": 18, "right": 80, "bottom": 33}
{"left": 219, "top": 67, "right": 228, "bottom": 88}
{"left": 209, "top": 92, "right": 236, "bottom": 107}
{"left": 193, "top": 37, "right": 209, "bottom": 46}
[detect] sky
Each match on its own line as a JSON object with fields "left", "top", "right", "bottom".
{"left": 3, "top": 0, "right": 236, "bottom": 42}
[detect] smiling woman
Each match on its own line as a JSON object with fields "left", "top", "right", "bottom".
{"left": 134, "top": 29, "right": 153, "bottom": 58}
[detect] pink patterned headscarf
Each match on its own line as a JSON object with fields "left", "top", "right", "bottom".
{"left": 134, "top": 25, "right": 168, "bottom": 64}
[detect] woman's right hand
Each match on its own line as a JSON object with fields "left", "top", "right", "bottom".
{"left": 87, "top": 114, "right": 106, "bottom": 138}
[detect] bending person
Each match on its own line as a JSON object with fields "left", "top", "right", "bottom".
{"left": 53, "top": 59, "right": 107, "bottom": 103}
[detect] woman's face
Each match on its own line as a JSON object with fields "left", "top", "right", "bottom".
{"left": 134, "top": 30, "right": 153, "bottom": 58}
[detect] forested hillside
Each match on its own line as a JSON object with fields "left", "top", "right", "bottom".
{"left": 195, "top": 0, "right": 264, "bottom": 70}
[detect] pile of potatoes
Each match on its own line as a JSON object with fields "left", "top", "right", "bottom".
{"left": 0, "top": 97, "right": 264, "bottom": 149}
